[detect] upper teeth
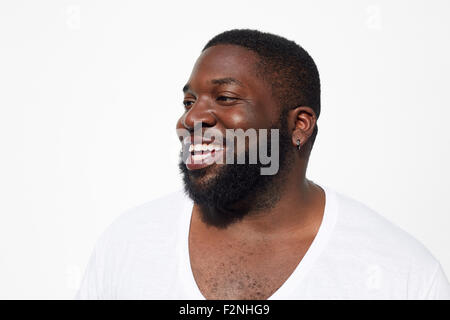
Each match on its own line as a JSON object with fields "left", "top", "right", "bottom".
{"left": 189, "top": 144, "right": 222, "bottom": 152}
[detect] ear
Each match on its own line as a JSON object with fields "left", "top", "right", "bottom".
{"left": 288, "top": 106, "right": 317, "bottom": 148}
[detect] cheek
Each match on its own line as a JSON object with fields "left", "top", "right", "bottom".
{"left": 219, "top": 107, "right": 267, "bottom": 130}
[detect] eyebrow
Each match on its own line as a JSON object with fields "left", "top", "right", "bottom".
{"left": 182, "top": 77, "right": 244, "bottom": 93}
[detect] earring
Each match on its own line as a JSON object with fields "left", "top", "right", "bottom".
{"left": 296, "top": 139, "right": 301, "bottom": 150}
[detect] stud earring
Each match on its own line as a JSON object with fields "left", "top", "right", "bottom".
{"left": 296, "top": 139, "right": 301, "bottom": 150}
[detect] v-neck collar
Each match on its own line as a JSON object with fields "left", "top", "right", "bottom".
{"left": 177, "top": 184, "right": 339, "bottom": 300}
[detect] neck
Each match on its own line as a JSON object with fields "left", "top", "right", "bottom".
{"left": 192, "top": 159, "right": 325, "bottom": 241}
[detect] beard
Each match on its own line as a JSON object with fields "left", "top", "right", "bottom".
{"left": 178, "top": 109, "right": 294, "bottom": 229}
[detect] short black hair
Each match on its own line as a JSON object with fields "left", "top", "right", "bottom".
{"left": 202, "top": 29, "right": 321, "bottom": 149}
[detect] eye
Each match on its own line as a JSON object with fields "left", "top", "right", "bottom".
{"left": 182, "top": 100, "right": 194, "bottom": 108}
{"left": 217, "top": 96, "right": 238, "bottom": 102}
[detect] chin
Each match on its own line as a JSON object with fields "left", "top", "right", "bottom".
{"left": 187, "top": 162, "right": 224, "bottom": 185}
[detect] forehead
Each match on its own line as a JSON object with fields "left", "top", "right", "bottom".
{"left": 188, "top": 44, "right": 263, "bottom": 89}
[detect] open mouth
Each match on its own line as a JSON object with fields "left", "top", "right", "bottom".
{"left": 185, "top": 142, "right": 225, "bottom": 170}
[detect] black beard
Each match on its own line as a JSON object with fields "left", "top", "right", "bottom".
{"left": 178, "top": 111, "right": 294, "bottom": 229}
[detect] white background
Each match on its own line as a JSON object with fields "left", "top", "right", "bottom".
{"left": 0, "top": 0, "right": 449, "bottom": 299}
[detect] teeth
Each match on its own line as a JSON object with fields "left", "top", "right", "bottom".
{"left": 188, "top": 143, "right": 223, "bottom": 152}
{"left": 191, "top": 154, "right": 209, "bottom": 162}
{"left": 194, "top": 144, "right": 203, "bottom": 152}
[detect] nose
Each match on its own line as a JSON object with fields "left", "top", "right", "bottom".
{"left": 182, "top": 97, "right": 216, "bottom": 131}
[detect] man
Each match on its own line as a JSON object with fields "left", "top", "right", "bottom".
{"left": 77, "top": 29, "right": 450, "bottom": 299}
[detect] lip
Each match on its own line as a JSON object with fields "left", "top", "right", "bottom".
{"left": 186, "top": 148, "right": 225, "bottom": 170}
{"left": 182, "top": 135, "right": 226, "bottom": 170}
{"left": 182, "top": 135, "right": 218, "bottom": 145}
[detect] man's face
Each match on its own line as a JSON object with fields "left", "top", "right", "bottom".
{"left": 176, "top": 44, "right": 281, "bottom": 175}
{"left": 176, "top": 44, "right": 294, "bottom": 227}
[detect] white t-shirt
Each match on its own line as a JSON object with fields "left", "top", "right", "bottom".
{"left": 76, "top": 185, "right": 450, "bottom": 299}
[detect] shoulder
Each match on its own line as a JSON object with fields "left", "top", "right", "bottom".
{"left": 77, "top": 189, "right": 192, "bottom": 299}
{"left": 96, "top": 189, "right": 192, "bottom": 248}
{"left": 325, "top": 187, "right": 449, "bottom": 298}
{"left": 331, "top": 188, "right": 435, "bottom": 264}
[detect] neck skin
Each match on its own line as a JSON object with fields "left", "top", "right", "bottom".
{"left": 191, "top": 156, "right": 326, "bottom": 243}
